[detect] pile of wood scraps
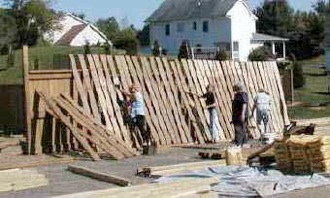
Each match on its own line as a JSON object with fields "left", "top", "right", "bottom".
{"left": 36, "top": 91, "right": 137, "bottom": 161}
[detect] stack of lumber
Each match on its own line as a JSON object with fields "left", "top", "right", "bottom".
{"left": 53, "top": 177, "right": 219, "bottom": 198}
{"left": 274, "top": 135, "right": 330, "bottom": 174}
{"left": 29, "top": 55, "right": 289, "bottom": 156}
{"left": 0, "top": 168, "right": 48, "bottom": 192}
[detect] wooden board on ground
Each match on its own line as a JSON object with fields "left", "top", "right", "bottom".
{"left": 68, "top": 165, "right": 131, "bottom": 186}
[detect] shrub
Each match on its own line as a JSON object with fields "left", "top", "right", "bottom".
{"left": 113, "top": 28, "right": 138, "bottom": 55}
{"left": 248, "top": 46, "right": 274, "bottom": 61}
{"left": 215, "top": 49, "right": 229, "bottom": 61}
{"left": 178, "top": 40, "right": 191, "bottom": 59}
{"left": 292, "top": 61, "right": 305, "bottom": 88}
{"left": 152, "top": 40, "right": 161, "bottom": 56}
{"left": 84, "top": 41, "right": 91, "bottom": 54}
{"left": 103, "top": 43, "right": 112, "bottom": 54}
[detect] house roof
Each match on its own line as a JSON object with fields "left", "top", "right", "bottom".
{"left": 146, "top": 0, "right": 239, "bottom": 22}
{"left": 55, "top": 24, "right": 87, "bottom": 46}
{"left": 54, "top": 13, "right": 112, "bottom": 46}
{"left": 251, "top": 33, "right": 289, "bottom": 42}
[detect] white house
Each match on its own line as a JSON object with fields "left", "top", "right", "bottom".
{"left": 44, "top": 13, "right": 112, "bottom": 47}
{"left": 146, "top": 0, "right": 288, "bottom": 61}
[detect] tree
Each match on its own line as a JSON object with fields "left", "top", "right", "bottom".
{"left": 215, "top": 49, "right": 229, "bottom": 61}
{"left": 113, "top": 28, "right": 138, "bottom": 55}
{"left": 0, "top": 10, "right": 17, "bottom": 53}
{"left": 95, "top": 17, "right": 120, "bottom": 41}
{"left": 4, "top": 0, "right": 60, "bottom": 47}
{"left": 248, "top": 46, "right": 274, "bottom": 61}
{"left": 137, "top": 24, "right": 150, "bottom": 46}
{"left": 254, "top": 0, "right": 294, "bottom": 37}
{"left": 152, "top": 40, "right": 161, "bottom": 56}
{"left": 178, "top": 40, "right": 191, "bottom": 59}
{"left": 292, "top": 61, "right": 305, "bottom": 88}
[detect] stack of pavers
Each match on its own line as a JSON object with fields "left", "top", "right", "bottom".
{"left": 308, "top": 136, "right": 330, "bottom": 173}
{"left": 274, "top": 138, "right": 292, "bottom": 173}
{"left": 274, "top": 135, "right": 330, "bottom": 174}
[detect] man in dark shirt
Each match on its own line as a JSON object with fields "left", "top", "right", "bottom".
{"left": 232, "top": 83, "right": 248, "bottom": 146}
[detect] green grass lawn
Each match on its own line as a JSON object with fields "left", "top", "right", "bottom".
{"left": 0, "top": 45, "right": 125, "bottom": 85}
{"left": 288, "top": 55, "right": 330, "bottom": 119}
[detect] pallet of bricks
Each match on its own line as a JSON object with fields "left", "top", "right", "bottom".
{"left": 274, "top": 135, "right": 330, "bottom": 174}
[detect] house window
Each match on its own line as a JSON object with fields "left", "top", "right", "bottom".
{"left": 193, "top": 22, "right": 197, "bottom": 30}
{"left": 203, "top": 21, "right": 208, "bottom": 32}
{"left": 165, "top": 24, "right": 170, "bottom": 36}
{"left": 233, "top": 41, "right": 239, "bottom": 51}
{"left": 177, "top": 22, "right": 185, "bottom": 33}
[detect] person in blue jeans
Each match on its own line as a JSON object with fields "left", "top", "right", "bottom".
{"left": 187, "top": 84, "right": 219, "bottom": 143}
{"left": 120, "top": 84, "right": 150, "bottom": 146}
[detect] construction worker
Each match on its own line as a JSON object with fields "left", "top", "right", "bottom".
{"left": 120, "top": 84, "right": 150, "bottom": 147}
{"left": 232, "top": 82, "right": 249, "bottom": 147}
{"left": 251, "top": 88, "right": 271, "bottom": 143}
{"left": 186, "top": 84, "right": 219, "bottom": 143}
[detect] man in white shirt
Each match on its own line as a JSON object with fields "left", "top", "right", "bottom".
{"left": 251, "top": 89, "right": 271, "bottom": 142}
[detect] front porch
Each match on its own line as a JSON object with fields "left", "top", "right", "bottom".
{"left": 251, "top": 33, "right": 289, "bottom": 61}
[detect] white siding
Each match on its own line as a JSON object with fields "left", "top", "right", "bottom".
{"left": 150, "top": 17, "right": 231, "bottom": 55}
{"left": 226, "top": 0, "right": 257, "bottom": 61}
{"left": 326, "top": 49, "right": 330, "bottom": 72}
{"left": 44, "top": 15, "right": 83, "bottom": 44}
{"left": 70, "top": 25, "right": 108, "bottom": 46}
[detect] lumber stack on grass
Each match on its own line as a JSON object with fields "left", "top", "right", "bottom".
{"left": 52, "top": 177, "right": 219, "bottom": 198}
{"left": 28, "top": 54, "right": 289, "bottom": 155}
{"left": 0, "top": 169, "right": 48, "bottom": 192}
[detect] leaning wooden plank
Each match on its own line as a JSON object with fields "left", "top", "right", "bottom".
{"left": 135, "top": 57, "right": 168, "bottom": 145}
{"left": 100, "top": 55, "right": 130, "bottom": 142}
{"left": 271, "top": 61, "right": 290, "bottom": 126}
{"left": 69, "top": 54, "right": 91, "bottom": 114}
{"left": 156, "top": 57, "right": 186, "bottom": 143}
{"left": 68, "top": 165, "right": 131, "bottom": 186}
{"left": 162, "top": 58, "right": 191, "bottom": 143}
{"left": 107, "top": 55, "right": 132, "bottom": 144}
{"left": 149, "top": 57, "right": 179, "bottom": 144}
{"left": 37, "top": 91, "right": 101, "bottom": 161}
{"left": 52, "top": 177, "right": 219, "bottom": 198}
{"left": 86, "top": 55, "right": 113, "bottom": 131}
{"left": 170, "top": 60, "right": 200, "bottom": 143}
{"left": 77, "top": 54, "right": 101, "bottom": 122}
{"left": 93, "top": 55, "right": 121, "bottom": 136}
{"left": 56, "top": 96, "right": 136, "bottom": 158}
{"left": 130, "top": 56, "right": 164, "bottom": 145}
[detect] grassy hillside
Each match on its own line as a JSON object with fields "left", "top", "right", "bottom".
{"left": 288, "top": 55, "right": 330, "bottom": 119}
{"left": 0, "top": 46, "right": 124, "bottom": 85}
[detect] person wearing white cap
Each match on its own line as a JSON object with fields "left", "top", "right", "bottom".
{"left": 251, "top": 88, "right": 271, "bottom": 143}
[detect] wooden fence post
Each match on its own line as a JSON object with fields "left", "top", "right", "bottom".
{"left": 22, "top": 45, "right": 32, "bottom": 155}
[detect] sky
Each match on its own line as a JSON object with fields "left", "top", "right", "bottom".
{"left": 1, "top": 0, "right": 318, "bottom": 29}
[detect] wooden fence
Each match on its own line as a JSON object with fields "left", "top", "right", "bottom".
{"left": 24, "top": 51, "right": 289, "bottom": 159}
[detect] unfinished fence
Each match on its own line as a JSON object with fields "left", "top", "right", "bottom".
{"left": 24, "top": 49, "right": 289, "bottom": 159}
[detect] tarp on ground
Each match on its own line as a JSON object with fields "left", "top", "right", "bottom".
{"left": 155, "top": 166, "right": 330, "bottom": 197}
